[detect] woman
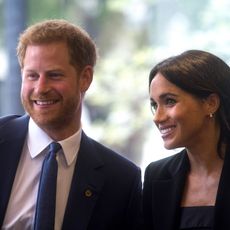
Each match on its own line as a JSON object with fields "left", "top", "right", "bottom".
{"left": 143, "top": 50, "right": 230, "bottom": 230}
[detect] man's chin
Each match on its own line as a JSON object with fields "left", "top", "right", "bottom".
{"left": 31, "top": 115, "right": 58, "bottom": 128}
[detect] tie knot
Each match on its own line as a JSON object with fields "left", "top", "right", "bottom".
{"left": 49, "top": 142, "right": 62, "bottom": 154}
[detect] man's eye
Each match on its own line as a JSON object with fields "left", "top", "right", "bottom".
{"left": 27, "top": 74, "right": 38, "bottom": 80}
{"left": 49, "top": 72, "right": 63, "bottom": 78}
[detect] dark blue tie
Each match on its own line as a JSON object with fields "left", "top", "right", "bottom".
{"left": 34, "top": 142, "right": 62, "bottom": 230}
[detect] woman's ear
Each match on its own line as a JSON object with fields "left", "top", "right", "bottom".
{"left": 79, "top": 65, "right": 93, "bottom": 92}
{"left": 205, "top": 93, "right": 220, "bottom": 115}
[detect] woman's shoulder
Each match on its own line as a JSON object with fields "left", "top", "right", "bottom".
{"left": 144, "top": 149, "right": 188, "bottom": 180}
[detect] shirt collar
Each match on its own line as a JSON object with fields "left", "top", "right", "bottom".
{"left": 27, "top": 118, "right": 82, "bottom": 166}
{"left": 27, "top": 118, "right": 53, "bottom": 158}
{"left": 59, "top": 129, "right": 82, "bottom": 166}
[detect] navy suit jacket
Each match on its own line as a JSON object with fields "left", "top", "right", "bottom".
{"left": 0, "top": 115, "right": 142, "bottom": 230}
{"left": 143, "top": 149, "right": 230, "bottom": 230}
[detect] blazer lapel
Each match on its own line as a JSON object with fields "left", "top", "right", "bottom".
{"left": 62, "top": 132, "right": 105, "bottom": 230}
{"left": 0, "top": 115, "right": 29, "bottom": 226}
{"left": 152, "top": 151, "right": 189, "bottom": 230}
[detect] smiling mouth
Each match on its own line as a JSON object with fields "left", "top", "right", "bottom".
{"left": 34, "top": 100, "right": 58, "bottom": 105}
{"left": 159, "top": 126, "right": 175, "bottom": 138}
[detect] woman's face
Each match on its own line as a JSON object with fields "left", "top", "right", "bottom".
{"left": 149, "top": 72, "right": 212, "bottom": 150}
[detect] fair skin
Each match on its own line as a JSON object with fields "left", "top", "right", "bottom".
{"left": 21, "top": 41, "right": 93, "bottom": 141}
{"left": 150, "top": 72, "right": 223, "bottom": 206}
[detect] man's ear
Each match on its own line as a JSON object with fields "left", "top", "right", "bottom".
{"left": 205, "top": 93, "right": 220, "bottom": 115}
{"left": 79, "top": 65, "right": 93, "bottom": 92}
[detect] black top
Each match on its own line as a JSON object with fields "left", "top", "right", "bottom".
{"left": 179, "top": 206, "right": 214, "bottom": 230}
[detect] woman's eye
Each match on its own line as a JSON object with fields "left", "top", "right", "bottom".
{"left": 150, "top": 101, "right": 157, "bottom": 114}
{"left": 165, "top": 98, "right": 176, "bottom": 106}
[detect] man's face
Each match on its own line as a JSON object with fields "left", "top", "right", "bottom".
{"left": 21, "top": 41, "right": 91, "bottom": 139}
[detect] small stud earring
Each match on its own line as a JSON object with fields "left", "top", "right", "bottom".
{"left": 209, "top": 113, "right": 213, "bottom": 118}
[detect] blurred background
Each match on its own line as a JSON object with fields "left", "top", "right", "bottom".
{"left": 0, "top": 0, "right": 230, "bottom": 172}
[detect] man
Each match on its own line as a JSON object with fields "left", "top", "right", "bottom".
{"left": 0, "top": 19, "right": 142, "bottom": 230}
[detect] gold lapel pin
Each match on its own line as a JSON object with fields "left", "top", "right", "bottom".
{"left": 84, "top": 189, "right": 93, "bottom": 197}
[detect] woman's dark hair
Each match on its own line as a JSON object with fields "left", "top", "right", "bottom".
{"left": 149, "top": 50, "right": 230, "bottom": 158}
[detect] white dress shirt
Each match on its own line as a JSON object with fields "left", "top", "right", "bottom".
{"left": 2, "top": 118, "right": 81, "bottom": 230}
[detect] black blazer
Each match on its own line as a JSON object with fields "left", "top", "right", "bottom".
{"left": 0, "top": 115, "right": 142, "bottom": 230}
{"left": 143, "top": 149, "right": 230, "bottom": 230}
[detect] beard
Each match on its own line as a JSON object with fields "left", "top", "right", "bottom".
{"left": 21, "top": 94, "right": 82, "bottom": 131}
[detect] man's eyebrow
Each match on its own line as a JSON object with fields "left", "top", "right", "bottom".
{"left": 47, "top": 68, "right": 64, "bottom": 71}
{"left": 23, "top": 69, "right": 35, "bottom": 72}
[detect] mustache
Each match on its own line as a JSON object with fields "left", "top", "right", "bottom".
{"left": 31, "top": 91, "right": 59, "bottom": 100}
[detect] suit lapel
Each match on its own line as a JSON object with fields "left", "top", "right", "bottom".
{"left": 152, "top": 151, "right": 189, "bottom": 230}
{"left": 0, "top": 115, "right": 29, "bottom": 226}
{"left": 62, "top": 132, "right": 105, "bottom": 230}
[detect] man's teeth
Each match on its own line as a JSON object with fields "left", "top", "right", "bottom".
{"left": 36, "top": 100, "right": 55, "bottom": 105}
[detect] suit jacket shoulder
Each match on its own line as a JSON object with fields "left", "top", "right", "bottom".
{"left": 0, "top": 114, "right": 29, "bottom": 227}
{"left": 143, "top": 149, "right": 189, "bottom": 230}
{"left": 144, "top": 149, "right": 188, "bottom": 181}
{"left": 0, "top": 114, "right": 21, "bottom": 126}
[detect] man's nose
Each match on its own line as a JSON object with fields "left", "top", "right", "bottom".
{"left": 35, "top": 75, "right": 50, "bottom": 94}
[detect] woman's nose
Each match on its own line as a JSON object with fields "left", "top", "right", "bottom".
{"left": 153, "top": 107, "right": 167, "bottom": 124}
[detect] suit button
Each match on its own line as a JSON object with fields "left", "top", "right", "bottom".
{"left": 84, "top": 189, "right": 93, "bottom": 197}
